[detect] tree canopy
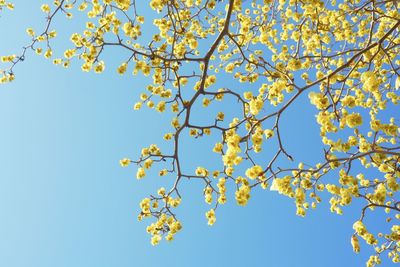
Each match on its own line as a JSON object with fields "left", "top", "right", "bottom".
{"left": 1, "top": 0, "right": 400, "bottom": 266}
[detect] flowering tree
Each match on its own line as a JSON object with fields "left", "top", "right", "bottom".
{"left": 1, "top": 0, "right": 400, "bottom": 265}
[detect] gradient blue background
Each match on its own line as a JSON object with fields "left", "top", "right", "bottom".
{"left": 0, "top": 2, "right": 392, "bottom": 267}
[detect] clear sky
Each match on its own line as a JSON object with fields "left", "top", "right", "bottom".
{"left": 0, "top": 1, "right": 392, "bottom": 267}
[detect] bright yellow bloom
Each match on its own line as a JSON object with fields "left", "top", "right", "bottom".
{"left": 119, "top": 158, "right": 131, "bottom": 167}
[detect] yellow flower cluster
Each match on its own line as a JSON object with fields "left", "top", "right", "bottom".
{"left": 136, "top": 167, "right": 146, "bottom": 179}
{"left": 205, "top": 209, "right": 216, "bottom": 225}
{"left": 114, "top": 0, "right": 130, "bottom": 11}
{"left": 251, "top": 127, "right": 263, "bottom": 152}
{"left": 245, "top": 165, "right": 263, "bottom": 180}
{"left": 222, "top": 130, "right": 242, "bottom": 167}
{"left": 41, "top": 4, "right": 50, "bottom": 13}
{"left": 195, "top": 167, "right": 209, "bottom": 177}
{"left": 249, "top": 97, "right": 264, "bottom": 115}
{"left": 141, "top": 144, "right": 162, "bottom": 157}
{"left": 204, "top": 186, "right": 213, "bottom": 204}
{"left": 353, "top": 220, "right": 377, "bottom": 246}
{"left": 308, "top": 92, "right": 329, "bottom": 110}
{"left": 150, "top": 0, "right": 168, "bottom": 11}
{"left": 370, "top": 183, "right": 387, "bottom": 205}
{"left": 267, "top": 79, "right": 291, "bottom": 105}
{"left": 235, "top": 177, "right": 251, "bottom": 206}
{"left": 270, "top": 176, "right": 293, "bottom": 197}
{"left": 217, "top": 178, "right": 227, "bottom": 204}
{"left": 345, "top": 113, "right": 363, "bottom": 128}
{"left": 119, "top": 158, "right": 131, "bottom": 167}
{"left": 351, "top": 235, "right": 360, "bottom": 253}
{"left": 0, "top": 72, "right": 14, "bottom": 83}
{"left": 0, "top": 0, "right": 13, "bottom": 11}
{"left": 146, "top": 214, "right": 182, "bottom": 244}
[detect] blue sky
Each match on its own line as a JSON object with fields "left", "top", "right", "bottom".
{"left": 0, "top": 1, "right": 394, "bottom": 267}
